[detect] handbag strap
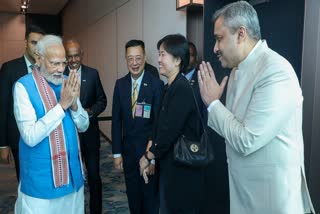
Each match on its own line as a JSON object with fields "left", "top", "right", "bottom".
{"left": 183, "top": 76, "right": 207, "bottom": 134}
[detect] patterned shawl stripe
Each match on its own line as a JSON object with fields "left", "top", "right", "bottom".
{"left": 32, "top": 69, "right": 69, "bottom": 188}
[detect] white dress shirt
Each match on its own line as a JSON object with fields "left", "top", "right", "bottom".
{"left": 24, "top": 55, "right": 34, "bottom": 74}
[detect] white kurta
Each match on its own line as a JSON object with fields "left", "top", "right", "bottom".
{"left": 13, "top": 81, "right": 89, "bottom": 214}
{"left": 208, "top": 40, "right": 315, "bottom": 214}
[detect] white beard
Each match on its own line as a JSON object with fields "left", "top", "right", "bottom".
{"left": 40, "top": 66, "right": 63, "bottom": 85}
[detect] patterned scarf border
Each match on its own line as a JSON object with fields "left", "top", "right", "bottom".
{"left": 32, "top": 68, "right": 69, "bottom": 188}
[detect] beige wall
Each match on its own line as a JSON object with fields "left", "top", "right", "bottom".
{"left": 62, "top": 0, "right": 187, "bottom": 136}
{"left": 0, "top": 13, "right": 25, "bottom": 64}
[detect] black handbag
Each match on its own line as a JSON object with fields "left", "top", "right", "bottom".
{"left": 173, "top": 81, "right": 214, "bottom": 167}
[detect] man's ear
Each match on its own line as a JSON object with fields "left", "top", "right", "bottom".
{"left": 238, "top": 26, "right": 247, "bottom": 43}
{"left": 35, "top": 53, "right": 41, "bottom": 66}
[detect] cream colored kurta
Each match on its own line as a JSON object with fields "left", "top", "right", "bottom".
{"left": 208, "top": 41, "right": 315, "bottom": 214}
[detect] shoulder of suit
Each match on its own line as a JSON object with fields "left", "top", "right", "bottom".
{"left": 143, "top": 71, "right": 162, "bottom": 84}
{"left": 117, "top": 73, "right": 130, "bottom": 83}
{"left": 1, "top": 56, "right": 26, "bottom": 74}
{"left": 167, "top": 78, "right": 193, "bottom": 102}
{"left": 82, "top": 64, "right": 98, "bottom": 73}
{"left": 3, "top": 56, "right": 25, "bottom": 67}
{"left": 176, "top": 75, "right": 194, "bottom": 92}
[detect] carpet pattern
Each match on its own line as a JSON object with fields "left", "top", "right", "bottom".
{"left": 0, "top": 138, "right": 130, "bottom": 214}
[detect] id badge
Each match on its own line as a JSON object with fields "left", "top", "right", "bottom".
{"left": 143, "top": 104, "right": 151, "bottom": 119}
{"left": 135, "top": 104, "right": 143, "bottom": 117}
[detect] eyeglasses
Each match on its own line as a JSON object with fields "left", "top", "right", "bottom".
{"left": 67, "top": 54, "right": 81, "bottom": 60}
{"left": 38, "top": 54, "right": 68, "bottom": 69}
{"left": 47, "top": 60, "right": 68, "bottom": 68}
{"left": 126, "top": 56, "right": 143, "bottom": 64}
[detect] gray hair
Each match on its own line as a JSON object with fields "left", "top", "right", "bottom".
{"left": 35, "top": 35, "right": 63, "bottom": 56}
{"left": 213, "top": 1, "right": 261, "bottom": 41}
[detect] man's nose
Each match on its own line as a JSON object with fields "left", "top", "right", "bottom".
{"left": 133, "top": 58, "right": 139, "bottom": 65}
{"left": 213, "top": 42, "right": 219, "bottom": 54}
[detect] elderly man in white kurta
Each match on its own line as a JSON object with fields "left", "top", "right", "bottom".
{"left": 13, "top": 35, "right": 89, "bottom": 214}
{"left": 198, "top": 1, "right": 315, "bottom": 214}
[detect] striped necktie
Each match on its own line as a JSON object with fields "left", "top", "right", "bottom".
{"left": 132, "top": 80, "right": 138, "bottom": 117}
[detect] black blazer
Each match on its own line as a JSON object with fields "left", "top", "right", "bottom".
{"left": 0, "top": 56, "right": 28, "bottom": 149}
{"left": 112, "top": 71, "right": 163, "bottom": 159}
{"left": 144, "top": 62, "right": 160, "bottom": 79}
{"left": 150, "top": 73, "right": 205, "bottom": 211}
{"left": 64, "top": 65, "right": 107, "bottom": 146}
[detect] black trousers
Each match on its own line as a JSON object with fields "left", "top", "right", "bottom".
{"left": 80, "top": 133, "right": 102, "bottom": 214}
{"left": 123, "top": 156, "right": 159, "bottom": 214}
{"left": 159, "top": 173, "right": 202, "bottom": 214}
{"left": 11, "top": 146, "right": 20, "bottom": 181}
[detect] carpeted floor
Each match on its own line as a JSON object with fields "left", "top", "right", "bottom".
{"left": 0, "top": 137, "right": 129, "bottom": 214}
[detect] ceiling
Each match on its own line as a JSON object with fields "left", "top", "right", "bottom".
{"left": 0, "top": 0, "right": 69, "bottom": 15}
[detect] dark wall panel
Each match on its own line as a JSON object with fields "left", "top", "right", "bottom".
{"left": 204, "top": 0, "right": 304, "bottom": 79}
{"left": 254, "top": 0, "right": 305, "bottom": 80}
{"left": 26, "top": 14, "right": 62, "bottom": 36}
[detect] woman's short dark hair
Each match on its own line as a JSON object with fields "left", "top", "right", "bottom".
{"left": 157, "top": 34, "right": 189, "bottom": 73}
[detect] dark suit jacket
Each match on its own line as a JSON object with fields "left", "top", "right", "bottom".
{"left": 112, "top": 71, "right": 163, "bottom": 159}
{"left": 64, "top": 65, "right": 107, "bottom": 147}
{"left": 144, "top": 62, "right": 160, "bottom": 79}
{"left": 0, "top": 56, "right": 28, "bottom": 149}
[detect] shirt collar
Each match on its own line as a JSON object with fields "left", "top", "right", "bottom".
{"left": 68, "top": 65, "right": 82, "bottom": 73}
{"left": 238, "top": 40, "right": 262, "bottom": 69}
{"left": 24, "top": 55, "right": 33, "bottom": 73}
{"left": 247, "top": 40, "right": 262, "bottom": 59}
{"left": 184, "top": 68, "right": 196, "bottom": 81}
{"left": 234, "top": 40, "right": 263, "bottom": 80}
{"left": 131, "top": 70, "right": 145, "bottom": 87}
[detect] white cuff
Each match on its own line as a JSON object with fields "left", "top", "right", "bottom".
{"left": 113, "top": 154, "right": 122, "bottom": 158}
{"left": 207, "top": 100, "right": 219, "bottom": 112}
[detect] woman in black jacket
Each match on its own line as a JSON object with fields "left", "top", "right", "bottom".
{"left": 140, "top": 34, "right": 205, "bottom": 214}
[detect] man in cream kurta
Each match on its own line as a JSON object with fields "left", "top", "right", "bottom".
{"left": 198, "top": 1, "right": 315, "bottom": 214}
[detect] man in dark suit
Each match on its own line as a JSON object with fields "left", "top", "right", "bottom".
{"left": 185, "top": 41, "right": 230, "bottom": 214}
{"left": 112, "top": 40, "right": 163, "bottom": 214}
{"left": 0, "top": 25, "right": 45, "bottom": 181}
{"left": 144, "top": 62, "right": 159, "bottom": 79}
{"left": 64, "top": 39, "right": 107, "bottom": 214}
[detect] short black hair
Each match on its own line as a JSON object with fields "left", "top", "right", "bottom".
{"left": 25, "top": 25, "right": 45, "bottom": 40}
{"left": 157, "top": 34, "right": 189, "bottom": 73}
{"left": 125, "top": 40, "right": 145, "bottom": 53}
